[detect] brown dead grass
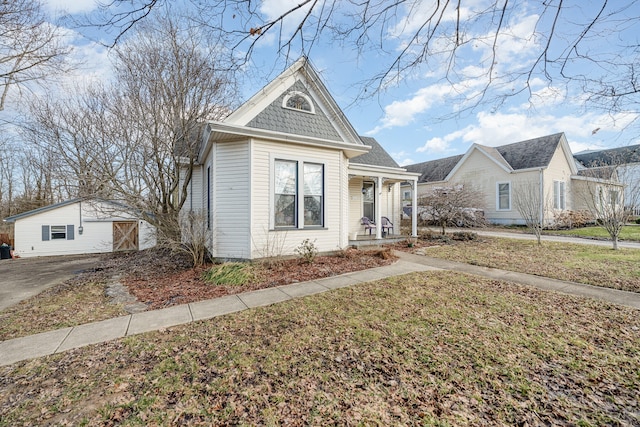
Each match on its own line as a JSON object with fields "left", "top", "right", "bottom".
{"left": 0, "top": 247, "right": 395, "bottom": 340}
{"left": 1, "top": 271, "right": 638, "bottom": 426}
{"left": 397, "top": 235, "right": 640, "bottom": 293}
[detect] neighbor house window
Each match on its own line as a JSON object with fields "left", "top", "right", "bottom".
{"left": 282, "top": 92, "right": 315, "bottom": 113}
{"left": 403, "top": 190, "right": 411, "bottom": 200}
{"left": 497, "top": 182, "right": 511, "bottom": 210}
{"left": 553, "top": 180, "right": 566, "bottom": 210}
{"left": 610, "top": 189, "right": 619, "bottom": 206}
{"left": 274, "top": 159, "right": 325, "bottom": 228}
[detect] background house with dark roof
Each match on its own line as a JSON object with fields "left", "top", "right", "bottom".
{"left": 574, "top": 144, "right": 640, "bottom": 214}
{"left": 403, "top": 133, "right": 622, "bottom": 225}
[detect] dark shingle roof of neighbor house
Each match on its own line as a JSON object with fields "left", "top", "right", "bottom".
{"left": 494, "top": 132, "right": 564, "bottom": 170}
{"left": 576, "top": 166, "right": 617, "bottom": 179}
{"left": 351, "top": 136, "right": 400, "bottom": 168}
{"left": 574, "top": 144, "right": 640, "bottom": 167}
{"left": 405, "top": 133, "right": 565, "bottom": 183}
{"left": 404, "top": 155, "right": 464, "bottom": 183}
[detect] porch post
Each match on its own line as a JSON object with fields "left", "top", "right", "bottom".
{"left": 412, "top": 178, "right": 418, "bottom": 237}
{"left": 375, "top": 176, "right": 382, "bottom": 239}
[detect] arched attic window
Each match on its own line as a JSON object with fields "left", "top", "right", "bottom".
{"left": 282, "top": 91, "right": 315, "bottom": 114}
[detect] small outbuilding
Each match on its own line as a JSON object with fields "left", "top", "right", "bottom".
{"left": 3, "top": 198, "right": 156, "bottom": 258}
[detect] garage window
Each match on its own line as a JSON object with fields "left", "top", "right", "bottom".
{"left": 42, "top": 225, "right": 75, "bottom": 241}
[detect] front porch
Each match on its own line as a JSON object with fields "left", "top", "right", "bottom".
{"left": 349, "top": 233, "right": 408, "bottom": 248}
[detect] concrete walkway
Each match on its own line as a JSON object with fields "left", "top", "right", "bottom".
{"left": 2, "top": 246, "right": 640, "bottom": 367}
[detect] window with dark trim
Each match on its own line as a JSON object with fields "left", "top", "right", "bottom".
{"left": 41, "top": 225, "right": 75, "bottom": 241}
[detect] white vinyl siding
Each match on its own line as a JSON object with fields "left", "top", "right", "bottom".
{"left": 11, "top": 201, "right": 155, "bottom": 258}
{"left": 251, "top": 140, "right": 343, "bottom": 259}
{"left": 213, "top": 141, "right": 251, "bottom": 259}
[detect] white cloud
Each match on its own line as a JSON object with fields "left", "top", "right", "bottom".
{"left": 259, "top": 0, "right": 314, "bottom": 34}
{"left": 418, "top": 137, "right": 450, "bottom": 153}
{"left": 366, "top": 84, "right": 447, "bottom": 133}
{"left": 415, "top": 109, "right": 637, "bottom": 158}
{"left": 44, "top": 0, "right": 99, "bottom": 15}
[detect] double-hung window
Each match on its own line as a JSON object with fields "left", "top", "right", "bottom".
{"left": 274, "top": 159, "right": 324, "bottom": 228}
{"left": 553, "top": 180, "right": 566, "bottom": 210}
{"left": 497, "top": 182, "right": 511, "bottom": 210}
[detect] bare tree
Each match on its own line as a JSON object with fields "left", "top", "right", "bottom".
{"left": 24, "top": 6, "right": 237, "bottom": 249}
{"left": 512, "top": 181, "right": 546, "bottom": 245}
{"left": 575, "top": 150, "right": 640, "bottom": 250}
{"left": 79, "top": 1, "right": 639, "bottom": 131}
{"left": 102, "top": 8, "right": 237, "bottom": 243}
{"left": 418, "top": 184, "right": 486, "bottom": 235}
{"left": 0, "top": 0, "right": 71, "bottom": 111}
{"left": 575, "top": 168, "right": 628, "bottom": 250}
{"left": 21, "top": 86, "right": 118, "bottom": 200}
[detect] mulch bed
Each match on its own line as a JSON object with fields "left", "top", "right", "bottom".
{"left": 113, "top": 247, "right": 397, "bottom": 310}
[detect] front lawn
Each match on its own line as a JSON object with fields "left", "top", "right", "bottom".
{"left": 1, "top": 271, "right": 638, "bottom": 426}
{"left": 414, "top": 236, "right": 640, "bottom": 293}
{"left": 544, "top": 224, "right": 640, "bottom": 241}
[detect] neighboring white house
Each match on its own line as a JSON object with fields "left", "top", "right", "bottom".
{"left": 4, "top": 199, "right": 156, "bottom": 258}
{"left": 574, "top": 144, "right": 640, "bottom": 215}
{"left": 181, "top": 57, "right": 419, "bottom": 260}
{"left": 403, "top": 133, "right": 622, "bottom": 225}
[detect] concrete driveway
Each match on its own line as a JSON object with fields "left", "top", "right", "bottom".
{"left": 0, "top": 255, "right": 103, "bottom": 312}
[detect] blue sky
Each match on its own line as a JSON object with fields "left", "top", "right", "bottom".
{"left": 36, "top": 0, "right": 640, "bottom": 166}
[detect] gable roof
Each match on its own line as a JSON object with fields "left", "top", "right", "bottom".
{"left": 494, "top": 133, "right": 564, "bottom": 170}
{"left": 406, "top": 133, "right": 570, "bottom": 184}
{"left": 405, "top": 154, "right": 464, "bottom": 183}
{"left": 223, "top": 57, "right": 363, "bottom": 146}
{"left": 574, "top": 144, "right": 640, "bottom": 167}
{"left": 350, "top": 137, "right": 400, "bottom": 168}
{"left": 3, "top": 198, "right": 136, "bottom": 223}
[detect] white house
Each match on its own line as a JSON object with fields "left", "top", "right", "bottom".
{"left": 4, "top": 199, "right": 156, "bottom": 258}
{"left": 403, "top": 133, "right": 622, "bottom": 225}
{"left": 574, "top": 144, "right": 640, "bottom": 215}
{"left": 182, "top": 57, "right": 419, "bottom": 260}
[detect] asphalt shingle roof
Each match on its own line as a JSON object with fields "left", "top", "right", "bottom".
{"left": 246, "top": 80, "right": 343, "bottom": 141}
{"left": 404, "top": 155, "right": 464, "bottom": 183}
{"left": 574, "top": 144, "right": 640, "bottom": 167}
{"left": 494, "top": 132, "right": 563, "bottom": 170}
{"left": 404, "top": 133, "right": 565, "bottom": 183}
{"left": 350, "top": 137, "right": 400, "bottom": 168}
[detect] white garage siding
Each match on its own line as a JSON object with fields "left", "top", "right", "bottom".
{"left": 10, "top": 200, "right": 156, "bottom": 258}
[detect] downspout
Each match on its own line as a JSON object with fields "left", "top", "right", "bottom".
{"left": 539, "top": 168, "right": 544, "bottom": 227}
{"left": 78, "top": 199, "right": 83, "bottom": 235}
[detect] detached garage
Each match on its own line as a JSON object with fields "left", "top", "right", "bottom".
{"left": 3, "top": 198, "right": 156, "bottom": 258}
